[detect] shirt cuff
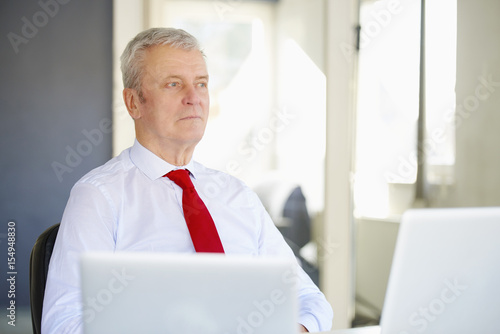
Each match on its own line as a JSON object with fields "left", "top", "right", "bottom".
{"left": 299, "top": 313, "right": 320, "bottom": 333}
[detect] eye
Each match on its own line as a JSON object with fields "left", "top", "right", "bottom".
{"left": 198, "top": 82, "right": 208, "bottom": 88}
{"left": 167, "top": 82, "right": 179, "bottom": 88}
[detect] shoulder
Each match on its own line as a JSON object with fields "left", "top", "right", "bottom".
{"left": 76, "top": 148, "right": 134, "bottom": 188}
{"left": 193, "top": 161, "right": 261, "bottom": 205}
{"left": 193, "top": 161, "right": 249, "bottom": 189}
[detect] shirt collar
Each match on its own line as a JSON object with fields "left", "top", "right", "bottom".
{"left": 129, "top": 140, "right": 196, "bottom": 180}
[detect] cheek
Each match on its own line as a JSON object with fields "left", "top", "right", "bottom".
{"left": 139, "top": 106, "right": 157, "bottom": 123}
{"left": 201, "top": 94, "right": 210, "bottom": 111}
{"left": 142, "top": 100, "right": 169, "bottom": 122}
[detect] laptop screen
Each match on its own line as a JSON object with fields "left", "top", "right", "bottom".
{"left": 380, "top": 207, "right": 500, "bottom": 334}
{"left": 80, "top": 252, "right": 299, "bottom": 334}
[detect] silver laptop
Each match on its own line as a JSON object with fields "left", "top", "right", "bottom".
{"left": 80, "top": 252, "right": 298, "bottom": 334}
{"left": 380, "top": 207, "right": 500, "bottom": 334}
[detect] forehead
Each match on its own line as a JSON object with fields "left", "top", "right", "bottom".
{"left": 142, "top": 45, "right": 207, "bottom": 77}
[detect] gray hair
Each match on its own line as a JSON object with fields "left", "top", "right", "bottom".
{"left": 120, "top": 27, "right": 204, "bottom": 97}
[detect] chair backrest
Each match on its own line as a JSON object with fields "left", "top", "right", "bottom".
{"left": 29, "top": 223, "right": 60, "bottom": 334}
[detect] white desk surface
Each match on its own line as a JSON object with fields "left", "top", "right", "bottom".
{"left": 320, "top": 325, "right": 381, "bottom": 334}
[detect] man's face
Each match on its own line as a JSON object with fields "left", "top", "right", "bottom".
{"left": 133, "top": 45, "right": 209, "bottom": 149}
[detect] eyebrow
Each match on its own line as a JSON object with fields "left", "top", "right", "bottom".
{"left": 195, "top": 75, "right": 209, "bottom": 81}
{"left": 162, "top": 75, "right": 209, "bottom": 81}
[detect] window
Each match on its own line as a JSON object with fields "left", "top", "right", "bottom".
{"left": 424, "top": 0, "right": 457, "bottom": 185}
{"left": 353, "top": 0, "right": 457, "bottom": 218}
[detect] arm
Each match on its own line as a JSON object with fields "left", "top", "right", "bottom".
{"left": 252, "top": 191, "right": 334, "bottom": 332}
{"left": 42, "top": 182, "right": 116, "bottom": 334}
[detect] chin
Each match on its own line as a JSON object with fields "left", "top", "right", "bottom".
{"left": 182, "top": 132, "right": 205, "bottom": 145}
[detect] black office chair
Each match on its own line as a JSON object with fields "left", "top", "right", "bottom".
{"left": 29, "top": 223, "right": 60, "bottom": 334}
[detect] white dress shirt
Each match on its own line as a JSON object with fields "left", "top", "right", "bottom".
{"left": 42, "top": 140, "right": 333, "bottom": 333}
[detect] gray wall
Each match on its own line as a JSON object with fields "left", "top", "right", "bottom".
{"left": 0, "top": 0, "right": 112, "bottom": 311}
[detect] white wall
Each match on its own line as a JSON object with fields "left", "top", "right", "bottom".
{"left": 323, "top": 0, "right": 359, "bottom": 329}
{"left": 112, "top": 0, "right": 145, "bottom": 156}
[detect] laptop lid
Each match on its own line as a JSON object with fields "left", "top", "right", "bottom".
{"left": 380, "top": 207, "right": 500, "bottom": 334}
{"left": 80, "top": 252, "right": 298, "bottom": 334}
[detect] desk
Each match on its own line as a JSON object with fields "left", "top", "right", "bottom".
{"left": 321, "top": 326, "right": 381, "bottom": 334}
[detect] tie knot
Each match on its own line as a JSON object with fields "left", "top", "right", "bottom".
{"left": 166, "top": 169, "right": 194, "bottom": 190}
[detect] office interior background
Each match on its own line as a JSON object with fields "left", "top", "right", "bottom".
{"left": 1, "top": 0, "right": 499, "bottom": 332}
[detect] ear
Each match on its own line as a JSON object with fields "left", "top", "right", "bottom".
{"left": 123, "top": 88, "right": 142, "bottom": 120}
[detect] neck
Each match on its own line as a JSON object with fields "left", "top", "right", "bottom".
{"left": 137, "top": 138, "right": 196, "bottom": 166}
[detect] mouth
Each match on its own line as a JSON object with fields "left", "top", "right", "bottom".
{"left": 179, "top": 115, "right": 202, "bottom": 121}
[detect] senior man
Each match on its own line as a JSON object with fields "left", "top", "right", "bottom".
{"left": 42, "top": 27, "right": 333, "bottom": 333}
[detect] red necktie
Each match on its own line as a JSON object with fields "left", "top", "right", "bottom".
{"left": 166, "top": 169, "right": 225, "bottom": 253}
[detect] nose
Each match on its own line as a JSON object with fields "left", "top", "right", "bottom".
{"left": 182, "top": 85, "right": 201, "bottom": 106}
